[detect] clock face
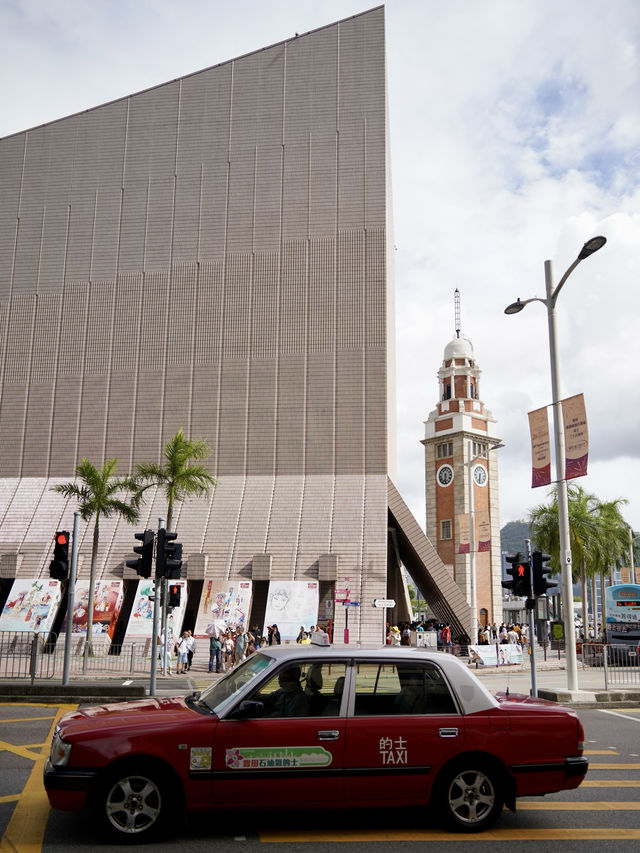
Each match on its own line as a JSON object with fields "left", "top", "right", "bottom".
{"left": 473, "top": 465, "right": 488, "bottom": 486}
{"left": 437, "top": 465, "right": 454, "bottom": 486}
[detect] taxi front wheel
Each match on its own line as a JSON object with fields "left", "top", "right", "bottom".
{"left": 97, "top": 763, "right": 173, "bottom": 843}
{"left": 436, "top": 763, "right": 503, "bottom": 832}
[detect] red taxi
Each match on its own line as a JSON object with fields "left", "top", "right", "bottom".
{"left": 44, "top": 645, "right": 587, "bottom": 840}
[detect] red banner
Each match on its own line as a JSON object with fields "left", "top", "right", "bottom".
{"left": 563, "top": 393, "right": 588, "bottom": 479}
{"left": 457, "top": 514, "right": 470, "bottom": 554}
{"left": 477, "top": 511, "right": 491, "bottom": 552}
{"left": 528, "top": 406, "right": 551, "bottom": 488}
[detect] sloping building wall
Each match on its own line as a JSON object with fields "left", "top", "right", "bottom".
{"left": 0, "top": 8, "right": 393, "bottom": 642}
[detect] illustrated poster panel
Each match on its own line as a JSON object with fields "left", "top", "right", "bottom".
{"left": 126, "top": 579, "right": 186, "bottom": 638}
{"left": 0, "top": 578, "right": 62, "bottom": 633}
{"left": 263, "top": 581, "right": 319, "bottom": 641}
{"left": 64, "top": 579, "right": 123, "bottom": 639}
{"left": 193, "top": 581, "right": 253, "bottom": 637}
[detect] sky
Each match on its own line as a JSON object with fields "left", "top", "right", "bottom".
{"left": 1, "top": 0, "right": 639, "bottom": 535}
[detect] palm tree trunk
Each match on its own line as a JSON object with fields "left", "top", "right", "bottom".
{"left": 580, "top": 559, "right": 587, "bottom": 639}
{"left": 600, "top": 572, "right": 607, "bottom": 643}
{"left": 86, "top": 516, "right": 100, "bottom": 655}
{"left": 591, "top": 574, "right": 598, "bottom": 637}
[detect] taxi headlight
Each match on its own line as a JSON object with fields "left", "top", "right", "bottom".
{"left": 50, "top": 731, "right": 72, "bottom": 767}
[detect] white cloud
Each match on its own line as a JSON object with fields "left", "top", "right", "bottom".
{"left": 2, "top": 0, "right": 639, "bottom": 532}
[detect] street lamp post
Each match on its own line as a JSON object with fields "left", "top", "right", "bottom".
{"left": 467, "top": 439, "right": 504, "bottom": 643}
{"left": 505, "top": 236, "right": 606, "bottom": 693}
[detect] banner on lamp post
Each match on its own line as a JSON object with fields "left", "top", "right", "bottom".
{"left": 477, "top": 511, "right": 491, "bottom": 552}
{"left": 528, "top": 406, "right": 551, "bottom": 488}
{"left": 563, "top": 393, "right": 588, "bottom": 479}
{"left": 457, "top": 514, "right": 470, "bottom": 554}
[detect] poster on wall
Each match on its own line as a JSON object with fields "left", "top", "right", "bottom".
{"left": 61, "top": 579, "right": 123, "bottom": 640}
{"left": 0, "top": 578, "right": 62, "bottom": 633}
{"left": 263, "top": 580, "right": 319, "bottom": 641}
{"left": 126, "top": 579, "right": 186, "bottom": 640}
{"left": 193, "top": 581, "right": 253, "bottom": 637}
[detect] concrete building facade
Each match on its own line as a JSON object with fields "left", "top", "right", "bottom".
{"left": 0, "top": 7, "right": 470, "bottom": 643}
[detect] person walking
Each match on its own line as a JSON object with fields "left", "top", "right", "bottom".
{"left": 185, "top": 630, "right": 196, "bottom": 671}
{"left": 208, "top": 633, "right": 222, "bottom": 673}
{"left": 175, "top": 632, "right": 189, "bottom": 674}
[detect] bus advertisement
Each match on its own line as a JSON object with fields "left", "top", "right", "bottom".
{"left": 604, "top": 583, "right": 640, "bottom": 645}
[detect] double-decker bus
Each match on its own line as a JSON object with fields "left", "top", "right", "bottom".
{"left": 604, "top": 583, "right": 640, "bottom": 646}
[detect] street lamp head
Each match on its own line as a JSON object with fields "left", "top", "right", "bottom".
{"left": 504, "top": 299, "right": 525, "bottom": 315}
{"left": 577, "top": 235, "right": 606, "bottom": 260}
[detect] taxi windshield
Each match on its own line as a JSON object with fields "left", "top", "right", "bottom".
{"left": 199, "top": 652, "right": 274, "bottom": 715}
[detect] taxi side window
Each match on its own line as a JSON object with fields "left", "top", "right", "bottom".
{"left": 250, "top": 661, "right": 347, "bottom": 718}
{"left": 354, "top": 662, "right": 457, "bottom": 716}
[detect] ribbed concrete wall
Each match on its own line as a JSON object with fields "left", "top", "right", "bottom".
{"left": 0, "top": 7, "right": 391, "bottom": 643}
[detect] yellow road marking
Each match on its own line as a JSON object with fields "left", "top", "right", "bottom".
{"left": 582, "top": 780, "right": 640, "bottom": 786}
{"left": 0, "top": 717, "right": 56, "bottom": 725}
{"left": 260, "top": 828, "right": 640, "bottom": 842}
{"left": 0, "top": 741, "right": 48, "bottom": 762}
{"left": 0, "top": 796, "right": 18, "bottom": 805}
{"left": 589, "top": 763, "right": 640, "bottom": 769}
{"left": 0, "top": 703, "right": 77, "bottom": 853}
{"left": 585, "top": 749, "right": 619, "bottom": 755}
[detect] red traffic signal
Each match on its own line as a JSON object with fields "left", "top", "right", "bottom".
{"left": 49, "top": 530, "right": 70, "bottom": 580}
{"left": 168, "top": 584, "right": 181, "bottom": 608}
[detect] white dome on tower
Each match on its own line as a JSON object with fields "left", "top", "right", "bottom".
{"left": 443, "top": 336, "right": 474, "bottom": 361}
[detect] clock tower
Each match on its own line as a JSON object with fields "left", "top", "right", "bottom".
{"left": 422, "top": 291, "right": 503, "bottom": 638}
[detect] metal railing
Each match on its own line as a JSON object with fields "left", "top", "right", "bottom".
{"left": 581, "top": 642, "right": 640, "bottom": 687}
{"left": 0, "top": 631, "right": 156, "bottom": 682}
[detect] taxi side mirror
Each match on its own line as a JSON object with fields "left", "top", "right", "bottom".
{"left": 232, "top": 699, "right": 265, "bottom": 719}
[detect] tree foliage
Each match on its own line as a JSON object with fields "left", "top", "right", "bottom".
{"left": 52, "top": 458, "right": 139, "bottom": 650}
{"left": 134, "top": 428, "right": 216, "bottom": 531}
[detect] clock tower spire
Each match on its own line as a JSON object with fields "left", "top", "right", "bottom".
{"left": 422, "top": 291, "right": 503, "bottom": 640}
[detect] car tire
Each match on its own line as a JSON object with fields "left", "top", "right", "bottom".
{"left": 436, "top": 762, "right": 503, "bottom": 832}
{"left": 97, "top": 763, "right": 173, "bottom": 843}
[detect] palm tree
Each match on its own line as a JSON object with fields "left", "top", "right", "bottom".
{"left": 134, "top": 428, "right": 216, "bottom": 531}
{"left": 529, "top": 485, "right": 630, "bottom": 636}
{"left": 52, "top": 458, "right": 139, "bottom": 651}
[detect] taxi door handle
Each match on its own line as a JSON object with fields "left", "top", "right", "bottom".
{"left": 317, "top": 730, "right": 340, "bottom": 740}
{"left": 438, "top": 727, "right": 459, "bottom": 738}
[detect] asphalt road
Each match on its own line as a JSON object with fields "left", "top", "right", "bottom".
{"left": 1, "top": 701, "right": 639, "bottom": 852}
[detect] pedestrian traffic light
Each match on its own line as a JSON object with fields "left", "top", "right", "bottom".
{"left": 168, "top": 583, "right": 181, "bottom": 608}
{"left": 126, "top": 530, "right": 155, "bottom": 578}
{"left": 503, "top": 552, "right": 531, "bottom": 598}
{"left": 156, "top": 528, "right": 182, "bottom": 578}
{"left": 532, "top": 550, "right": 557, "bottom": 596}
{"left": 49, "top": 531, "right": 70, "bottom": 580}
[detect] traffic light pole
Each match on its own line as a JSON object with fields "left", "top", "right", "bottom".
{"left": 62, "top": 512, "right": 80, "bottom": 687}
{"left": 149, "top": 518, "right": 165, "bottom": 697}
{"left": 526, "top": 539, "right": 538, "bottom": 698}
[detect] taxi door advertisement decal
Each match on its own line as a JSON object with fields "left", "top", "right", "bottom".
{"left": 225, "top": 746, "right": 332, "bottom": 769}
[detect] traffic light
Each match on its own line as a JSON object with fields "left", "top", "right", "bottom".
{"left": 126, "top": 530, "right": 155, "bottom": 578}
{"left": 532, "top": 550, "right": 557, "bottom": 596}
{"left": 168, "top": 583, "right": 181, "bottom": 608}
{"left": 157, "top": 529, "right": 182, "bottom": 579}
{"left": 49, "top": 531, "right": 70, "bottom": 580}
{"left": 503, "top": 552, "right": 532, "bottom": 598}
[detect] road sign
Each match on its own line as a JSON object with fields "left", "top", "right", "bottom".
{"left": 373, "top": 598, "right": 396, "bottom": 608}
{"left": 343, "top": 601, "right": 360, "bottom": 606}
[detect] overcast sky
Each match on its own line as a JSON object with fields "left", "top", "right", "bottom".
{"left": 2, "top": 0, "right": 639, "bottom": 534}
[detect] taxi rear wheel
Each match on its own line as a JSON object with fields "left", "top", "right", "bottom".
{"left": 97, "top": 763, "right": 172, "bottom": 842}
{"left": 436, "top": 762, "right": 503, "bottom": 832}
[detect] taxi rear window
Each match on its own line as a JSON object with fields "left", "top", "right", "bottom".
{"left": 354, "top": 661, "right": 457, "bottom": 716}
